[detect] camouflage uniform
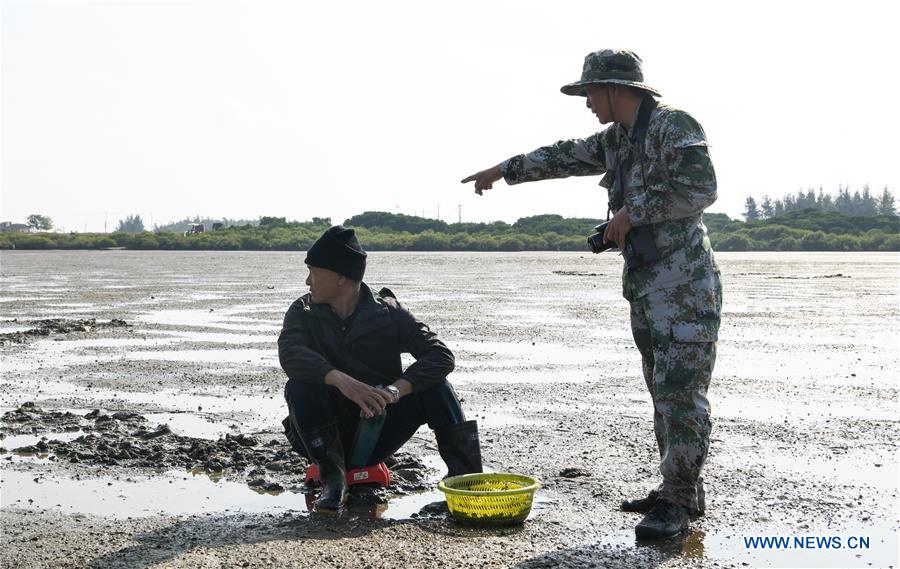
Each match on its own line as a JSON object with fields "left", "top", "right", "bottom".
{"left": 500, "top": 49, "right": 722, "bottom": 513}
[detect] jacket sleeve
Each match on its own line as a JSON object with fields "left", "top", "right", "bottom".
{"left": 277, "top": 301, "right": 335, "bottom": 384}
{"left": 501, "top": 131, "right": 608, "bottom": 185}
{"left": 625, "top": 111, "right": 717, "bottom": 226}
{"left": 394, "top": 304, "right": 455, "bottom": 392}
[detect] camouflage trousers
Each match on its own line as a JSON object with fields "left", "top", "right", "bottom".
{"left": 629, "top": 271, "right": 722, "bottom": 512}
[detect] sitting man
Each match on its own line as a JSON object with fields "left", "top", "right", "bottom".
{"left": 279, "top": 225, "right": 482, "bottom": 511}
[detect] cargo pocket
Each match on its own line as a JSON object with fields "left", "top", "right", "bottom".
{"left": 671, "top": 320, "right": 719, "bottom": 343}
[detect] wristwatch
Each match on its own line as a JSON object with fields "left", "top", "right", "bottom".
{"left": 383, "top": 384, "right": 401, "bottom": 403}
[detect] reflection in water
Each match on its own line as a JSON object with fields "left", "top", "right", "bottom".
{"left": 636, "top": 529, "right": 705, "bottom": 560}
{"left": 0, "top": 468, "right": 310, "bottom": 518}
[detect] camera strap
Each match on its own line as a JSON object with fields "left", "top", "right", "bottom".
{"left": 632, "top": 95, "right": 658, "bottom": 148}
{"left": 607, "top": 95, "right": 658, "bottom": 221}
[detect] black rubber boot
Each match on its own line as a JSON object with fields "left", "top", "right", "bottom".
{"left": 299, "top": 422, "right": 348, "bottom": 512}
{"left": 434, "top": 420, "right": 483, "bottom": 477}
{"left": 634, "top": 499, "right": 690, "bottom": 539}
{"left": 622, "top": 480, "right": 705, "bottom": 517}
{"left": 621, "top": 488, "right": 659, "bottom": 513}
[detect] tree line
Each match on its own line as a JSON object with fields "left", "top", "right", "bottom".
{"left": 744, "top": 185, "right": 895, "bottom": 220}
{"left": 3, "top": 210, "right": 897, "bottom": 252}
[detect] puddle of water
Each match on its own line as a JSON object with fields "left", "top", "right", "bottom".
{"left": 47, "top": 337, "right": 182, "bottom": 349}
{"left": 125, "top": 348, "right": 277, "bottom": 364}
{"left": 467, "top": 412, "right": 544, "bottom": 428}
{"left": 380, "top": 489, "right": 446, "bottom": 520}
{"left": 452, "top": 341, "right": 604, "bottom": 367}
{"left": 2, "top": 454, "right": 459, "bottom": 522}
{"left": 0, "top": 469, "right": 309, "bottom": 518}
{"left": 143, "top": 412, "right": 239, "bottom": 440}
{"left": 189, "top": 293, "right": 229, "bottom": 301}
{"left": 137, "top": 309, "right": 280, "bottom": 332}
{"left": 452, "top": 366, "right": 629, "bottom": 385}
{"left": 750, "top": 452, "right": 898, "bottom": 490}
{"left": 3, "top": 346, "right": 278, "bottom": 369}
{"left": 0, "top": 405, "right": 234, "bottom": 443}
{"left": 714, "top": 395, "right": 896, "bottom": 422}
{"left": 715, "top": 347, "right": 896, "bottom": 387}
{"left": 380, "top": 454, "right": 444, "bottom": 520}
{"left": 485, "top": 309, "right": 575, "bottom": 327}
{"left": 1, "top": 431, "right": 84, "bottom": 449}
{"left": 142, "top": 330, "right": 275, "bottom": 344}
{"left": 0, "top": 382, "right": 286, "bottom": 434}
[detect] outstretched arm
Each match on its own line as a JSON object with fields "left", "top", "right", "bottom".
{"left": 461, "top": 164, "right": 503, "bottom": 195}
{"left": 461, "top": 132, "right": 608, "bottom": 195}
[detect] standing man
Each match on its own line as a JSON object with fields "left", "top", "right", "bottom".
{"left": 462, "top": 49, "right": 722, "bottom": 539}
{"left": 279, "top": 226, "right": 482, "bottom": 511}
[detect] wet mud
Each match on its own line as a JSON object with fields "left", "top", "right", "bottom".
{"left": 2, "top": 402, "right": 432, "bottom": 499}
{"left": 0, "top": 318, "right": 129, "bottom": 345}
{"left": 1, "top": 251, "right": 898, "bottom": 568}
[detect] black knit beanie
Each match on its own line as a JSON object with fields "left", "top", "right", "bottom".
{"left": 304, "top": 226, "right": 367, "bottom": 281}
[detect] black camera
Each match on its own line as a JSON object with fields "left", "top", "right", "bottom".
{"left": 587, "top": 222, "right": 662, "bottom": 270}
{"left": 587, "top": 222, "right": 617, "bottom": 254}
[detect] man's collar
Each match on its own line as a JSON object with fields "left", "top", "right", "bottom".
{"left": 305, "top": 282, "right": 383, "bottom": 321}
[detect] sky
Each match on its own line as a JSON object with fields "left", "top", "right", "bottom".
{"left": 1, "top": 0, "right": 898, "bottom": 232}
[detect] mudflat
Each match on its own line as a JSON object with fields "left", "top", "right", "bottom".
{"left": 1, "top": 251, "right": 897, "bottom": 569}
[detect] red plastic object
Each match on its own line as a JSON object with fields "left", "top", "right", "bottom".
{"left": 305, "top": 462, "right": 391, "bottom": 488}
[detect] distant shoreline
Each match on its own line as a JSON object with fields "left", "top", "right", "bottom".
{"left": 2, "top": 210, "right": 897, "bottom": 252}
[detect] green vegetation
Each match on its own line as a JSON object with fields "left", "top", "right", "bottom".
{"left": 116, "top": 214, "right": 146, "bottom": 233}
{"left": 154, "top": 216, "right": 263, "bottom": 233}
{"left": 745, "top": 185, "right": 895, "bottom": 220}
{"left": 3, "top": 209, "right": 897, "bottom": 252}
{"left": 26, "top": 214, "right": 53, "bottom": 231}
{"left": 708, "top": 210, "right": 898, "bottom": 252}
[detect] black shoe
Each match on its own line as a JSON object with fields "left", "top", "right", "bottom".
{"left": 623, "top": 484, "right": 705, "bottom": 517}
{"left": 635, "top": 499, "right": 690, "bottom": 539}
{"left": 621, "top": 489, "right": 659, "bottom": 513}
{"left": 299, "top": 422, "right": 348, "bottom": 512}
{"left": 434, "top": 420, "right": 483, "bottom": 478}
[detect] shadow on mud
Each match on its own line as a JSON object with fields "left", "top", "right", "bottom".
{"left": 512, "top": 530, "right": 706, "bottom": 569}
{"left": 88, "top": 497, "right": 456, "bottom": 569}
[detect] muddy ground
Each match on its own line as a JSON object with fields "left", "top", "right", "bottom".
{"left": 1, "top": 251, "right": 898, "bottom": 568}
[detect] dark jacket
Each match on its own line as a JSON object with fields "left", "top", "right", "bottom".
{"left": 278, "top": 283, "right": 454, "bottom": 393}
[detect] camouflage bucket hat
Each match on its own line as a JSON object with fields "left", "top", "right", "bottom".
{"left": 560, "top": 49, "right": 661, "bottom": 97}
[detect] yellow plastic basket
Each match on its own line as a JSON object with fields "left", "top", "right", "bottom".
{"left": 437, "top": 472, "right": 540, "bottom": 525}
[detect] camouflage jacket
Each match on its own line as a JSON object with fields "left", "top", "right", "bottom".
{"left": 501, "top": 100, "right": 719, "bottom": 300}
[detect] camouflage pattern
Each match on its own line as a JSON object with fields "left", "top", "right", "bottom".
{"left": 560, "top": 49, "right": 661, "bottom": 97}
{"left": 501, "top": 102, "right": 719, "bottom": 302}
{"left": 631, "top": 271, "right": 721, "bottom": 512}
{"left": 500, "top": 91, "right": 722, "bottom": 513}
